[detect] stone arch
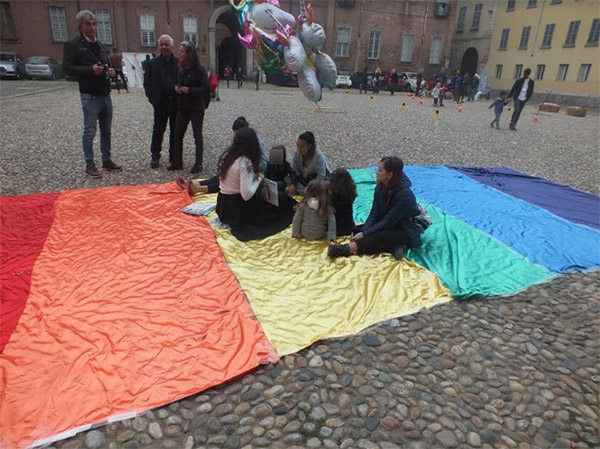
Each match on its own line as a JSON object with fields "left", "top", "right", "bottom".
{"left": 208, "top": 5, "right": 252, "bottom": 75}
{"left": 460, "top": 47, "right": 478, "bottom": 77}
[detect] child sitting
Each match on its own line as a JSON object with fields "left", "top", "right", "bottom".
{"left": 329, "top": 168, "right": 357, "bottom": 237}
{"left": 489, "top": 91, "right": 509, "bottom": 130}
{"left": 292, "top": 180, "right": 336, "bottom": 241}
{"left": 265, "top": 145, "right": 296, "bottom": 191}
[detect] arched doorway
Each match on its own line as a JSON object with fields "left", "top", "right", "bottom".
{"left": 209, "top": 5, "right": 252, "bottom": 76}
{"left": 460, "top": 47, "right": 478, "bottom": 76}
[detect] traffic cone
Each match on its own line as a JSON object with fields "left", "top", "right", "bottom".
{"left": 458, "top": 104, "right": 463, "bottom": 112}
{"left": 345, "top": 90, "right": 349, "bottom": 98}
{"left": 401, "top": 102, "right": 406, "bottom": 110}
{"left": 506, "top": 107, "right": 511, "bottom": 115}
{"left": 434, "top": 109, "right": 440, "bottom": 119}
{"left": 369, "top": 96, "right": 374, "bottom": 104}
{"left": 533, "top": 114, "right": 539, "bottom": 123}
{"left": 419, "top": 98, "right": 424, "bottom": 105}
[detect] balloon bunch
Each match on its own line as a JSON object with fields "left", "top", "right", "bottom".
{"left": 230, "top": 0, "right": 337, "bottom": 102}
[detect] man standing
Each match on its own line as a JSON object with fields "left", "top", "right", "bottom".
{"left": 109, "top": 48, "right": 128, "bottom": 93}
{"left": 236, "top": 67, "right": 243, "bottom": 88}
{"left": 63, "top": 10, "right": 121, "bottom": 178}
{"left": 224, "top": 65, "right": 232, "bottom": 88}
{"left": 508, "top": 68, "right": 534, "bottom": 131}
{"left": 389, "top": 69, "right": 398, "bottom": 96}
{"left": 254, "top": 68, "right": 260, "bottom": 91}
{"left": 143, "top": 35, "right": 178, "bottom": 168}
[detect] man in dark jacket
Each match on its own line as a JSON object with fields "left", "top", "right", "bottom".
{"left": 389, "top": 69, "right": 399, "bottom": 96}
{"left": 63, "top": 10, "right": 122, "bottom": 178}
{"left": 143, "top": 34, "right": 178, "bottom": 168}
{"left": 508, "top": 68, "right": 534, "bottom": 131}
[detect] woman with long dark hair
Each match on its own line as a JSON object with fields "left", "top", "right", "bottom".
{"left": 215, "top": 127, "right": 296, "bottom": 237}
{"left": 288, "top": 131, "right": 329, "bottom": 196}
{"left": 328, "top": 156, "right": 430, "bottom": 259}
{"left": 168, "top": 41, "right": 209, "bottom": 174}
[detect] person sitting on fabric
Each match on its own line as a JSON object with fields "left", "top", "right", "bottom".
{"left": 328, "top": 168, "right": 357, "bottom": 237}
{"left": 288, "top": 131, "right": 329, "bottom": 196}
{"left": 328, "top": 156, "right": 430, "bottom": 260}
{"left": 291, "top": 180, "right": 336, "bottom": 242}
{"left": 175, "top": 116, "right": 268, "bottom": 195}
{"left": 265, "top": 145, "right": 296, "bottom": 192}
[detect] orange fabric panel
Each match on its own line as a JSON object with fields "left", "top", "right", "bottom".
{"left": 0, "top": 184, "right": 276, "bottom": 449}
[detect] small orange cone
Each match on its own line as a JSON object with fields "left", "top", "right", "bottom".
{"left": 434, "top": 109, "right": 440, "bottom": 119}
{"left": 344, "top": 90, "right": 349, "bottom": 97}
{"left": 419, "top": 98, "right": 424, "bottom": 105}
{"left": 401, "top": 103, "right": 406, "bottom": 110}
{"left": 458, "top": 105, "right": 463, "bottom": 113}
{"left": 506, "top": 107, "right": 511, "bottom": 115}
{"left": 533, "top": 114, "right": 539, "bottom": 123}
{"left": 369, "top": 96, "right": 374, "bottom": 104}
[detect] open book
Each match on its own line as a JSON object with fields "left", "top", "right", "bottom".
{"left": 180, "top": 201, "right": 216, "bottom": 216}
{"left": 261, "top": 178, "right": 279, "bottom": 207}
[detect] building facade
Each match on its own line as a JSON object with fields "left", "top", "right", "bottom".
{"left": 1, "top": 0, "right": 458, "bottom": 78}
{"left": 486, "top": 0, "right": 599, "bottom": 105}
{"left": 449, "top": 0, "right": 498, "bottom": 78}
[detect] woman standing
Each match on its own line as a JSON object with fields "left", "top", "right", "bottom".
{"left": 328, "top": 156, "right": 429, "bottom": 260}
{"left": 288, "top": 131, "right": 329, "bottom": 196}
{"left": 168, "top": 41, "right": 209, "bottom": 174}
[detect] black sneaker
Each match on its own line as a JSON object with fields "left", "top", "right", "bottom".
{"left": 102, "top": 160, "right": 122, "bottom": 171}
{"left": 167, "top": 163, "right": 183, "bottom": 171}
{"left": 190, "top": 164, "right": 203, "bottom": 174}
{"left": 328, "top": 244, "right": 350, "bottom": 258}
{"left": 85, "top": 163, "right": 102, "bottom": 178}
{"left": 392, "top": 245, "right": 407, "bottom": 261}
{"left": 150, "top": 158, "right": 160, "bottom": 169}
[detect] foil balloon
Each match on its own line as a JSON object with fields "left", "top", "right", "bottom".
{"left": 298, "top": 66, "right": 322, "bottom": 102}
{"left": 300, "top": 22, "right": 325, "bottom": 53}
{"left": 312, "top": 51, "right": 337, "bottom": 90}
{"left": 248, "top": 2, "right": 296, "bottom": 35}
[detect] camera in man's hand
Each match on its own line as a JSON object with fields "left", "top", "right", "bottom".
{"left": 103, "top": 64, "right": 110, "bottom": 80}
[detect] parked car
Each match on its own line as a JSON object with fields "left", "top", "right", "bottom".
{"left": 26, "top": 56, "right": 63, "bottom": 80}
{"left": 0, "top": 52, "right": 26, "bottom": 79}
{"left": 349, "top": 71, "right": 376, "bottom": 91}
{"left": 266, "top": 69, "right": 298, "bottom": 87}
{"left": 336, "top": 69, "right": 352, "bottom": 88}
{"left": 398, "top": 72, "right": 419, "bottom": 92}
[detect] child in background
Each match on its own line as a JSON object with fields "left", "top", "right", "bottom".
{"left": 489, "top": 91, "right": 509, "bottom": 130}
{"left": 329, "top": 169, "right": 357, "bottom": 236}
{"left": 265, "top": 145, "right": 296, "bottom": 191}
{"left": 432, "top": 82, "right": 442, "bottom": 107}
{"left": 292, "top": 180, "right": 336, "bottom": 241}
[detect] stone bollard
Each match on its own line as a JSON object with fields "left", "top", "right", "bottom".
{"left": 566, "top": 106, "right": 587, "bottom": 117}
{"left": 539, "top": 102, "right": 560, "bottom": 113}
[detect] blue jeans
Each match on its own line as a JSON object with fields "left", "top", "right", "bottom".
{"left": 80, "top": 93, "right": 112, "bottom": 163}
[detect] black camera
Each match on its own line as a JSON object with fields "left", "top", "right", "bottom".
{"left": 103, "top": 64, "right": 110, "bottom": 80}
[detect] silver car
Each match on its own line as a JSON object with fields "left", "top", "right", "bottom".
{"left": 0, "top": 52, "right": 26, "bottom": 79}
{"left": 26, "top": 56, "right": 63, "bottom": 80}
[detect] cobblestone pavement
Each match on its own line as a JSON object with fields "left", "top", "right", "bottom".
{"left": 1, "top": 82, "right": 598, "bottom": 449}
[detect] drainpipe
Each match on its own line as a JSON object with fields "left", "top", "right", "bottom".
{"left": 531, "top": 0, "right": 546, "bottom": 57}
{"left": 166, "top": 0, "right": 171, "bottom": 25}
{"left": 354, "top": 0, "right": 364, "bottom": 72}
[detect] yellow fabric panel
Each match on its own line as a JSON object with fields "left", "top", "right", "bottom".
{"left": 197, "top": 192, "right": 452, "bottom": 356}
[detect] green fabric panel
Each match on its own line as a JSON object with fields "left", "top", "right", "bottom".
{"left": 349, "top": 168, "right": 554, "bottom": 298}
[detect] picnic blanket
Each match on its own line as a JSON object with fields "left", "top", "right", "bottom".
{"left": 1, "top": 166, "right": 598, "bottom": 448}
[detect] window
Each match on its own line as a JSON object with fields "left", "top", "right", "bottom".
{"left": 541, "top": 24, "right": 555, "bottom": 47}
{"left": 564, "top": 20, "right": 580, "bottom": 46}
{"left": 527, "top": 0, "right": 537, "bottom": 7}
{"left": 183, "top": 17, "right": 197, "bottom": 46}
{"left": 95, "top": 10, "right": 112, "bottom": 45}
{"left": 514, "top": 64, "right": 523, "bottom": 79}
{"left": 336, "top": 26, "right": 350, "bottom": 57}
{"left": 456, "top": 6, "right": 466, "bottom": 32}
{"left": 429, "top": 36, "right": 443, "bottom": 64}
{"left": 367, "top": 30, "right": 381, "bottom": 60}
{"left": 587, "top": 18, "right": 599, "bottom": 45}
{"left": 550, "top": 0, "right": 562, "bottom": 3}
{"left": 0, "top": 2, "right": 17, "bottom": 40}
{"left": 499, "top": 28, "right": 510, "bottom": 49}
{"left": 471, "top": 4, "right": 482, "bottom": 31}
{"left": 577, "top": 64, "right": 591, "bottom": 82}
{"left": 401, "top": 34, "right": 415, "bottom": 62}
{"left": 49, "top": 6, "right": 68, "bottom": 42}
{"left": 535, "top": 64, "right": 545, "bottom": 80}
{"left": 556, "top": 64, "right": 568, "bottom": 80}
{"left": 519, "top": 26, "right": 531, "bottom": 49}
{"left": 495, "top": 64, "right": 503, "bottom": 78}
{"left": 449, "top": 47, "right": 458, "bottom": 68}
{"left": 140, "top": 14, "right": 155, "bottom": 47}
{"left": 507, "top": 0, "right": 516, "bottom": 11}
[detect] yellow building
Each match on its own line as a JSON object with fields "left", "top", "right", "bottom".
{"left": 487, "top": 0, "right": 599, "bottom": 106}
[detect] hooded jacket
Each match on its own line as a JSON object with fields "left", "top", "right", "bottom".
{"left": 362, "top": 172, "right": 422, "bottom": 248}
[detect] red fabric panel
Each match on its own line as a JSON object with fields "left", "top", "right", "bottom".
{"left": 0, "top": 183, "right": 277, "bottom": 449}
{"left": 0, "top": 192, "right": 59, "bottom": 353}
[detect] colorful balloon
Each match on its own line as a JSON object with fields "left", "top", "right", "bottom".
{"left": 312, "top": 51, "right": 336, "bottom": 90}
{"left": 298, "top": 66, "right": 322, "bottom": 102}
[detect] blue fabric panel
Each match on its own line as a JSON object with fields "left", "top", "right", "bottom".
{"left": 404, "top": 165, "right": 600, "bottom": 274}
{"left": 450, "top": 166, "right": 600, "bottom": 231}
